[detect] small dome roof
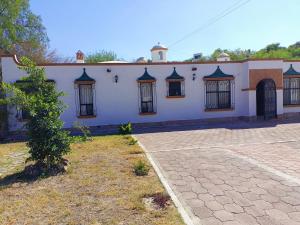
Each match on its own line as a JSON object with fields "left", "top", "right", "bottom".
{"left": 151, "top": 42, "right": 168, "bottom": 51}
{"left": 218, "top": 52, "right": 230, "bottom": 58}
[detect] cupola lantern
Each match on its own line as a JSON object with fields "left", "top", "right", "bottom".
{"left": 151, "top": 42, "right": 168, "bottom": 62}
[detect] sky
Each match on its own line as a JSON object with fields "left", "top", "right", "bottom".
{"left": 30, "top": 0, "right": 300, "bottom": 61}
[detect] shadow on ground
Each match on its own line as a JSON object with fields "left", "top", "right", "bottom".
{"left": 132, "top": 117, "right": 300, "bottom": 134}
{"left": 0, "top": 162, "right": 65, "bottom": 188}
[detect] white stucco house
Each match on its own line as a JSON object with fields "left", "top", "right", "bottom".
{"left": 1, "top": 43, "right": 300, "bottom": 131}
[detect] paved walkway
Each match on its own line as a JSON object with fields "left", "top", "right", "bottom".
{"left": 135, "top": 120, "right": 300, "bottom": 225}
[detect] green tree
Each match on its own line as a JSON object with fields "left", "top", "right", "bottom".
{"left": 253, "top": 49, "right": 292, "bottom": 59}
{"left": 85, "top": 50, "right": 118, "bottom": 63}
{"left": 0, "top": 0, "right": 49, "bottom": 63}
{"left": 1, "top": 57, "right": 71, "bottom": 169}
{"left": 263, "top": 43, "right": 283, "bottom": 52}
{"left": 185, "top": 41, "right": 300, "bottom": 62}
{"left": 289, "top": 42, "right": 300, "bottom": 49}
{"left": 0, "top": 58, "right": 8, "bottom": 140}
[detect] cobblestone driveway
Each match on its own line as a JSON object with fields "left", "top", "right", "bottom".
{"left": 135, "top": 120, "right": 300, "bottom": 225}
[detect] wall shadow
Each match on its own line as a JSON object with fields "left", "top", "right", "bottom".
{"left": 132, "top": 117, "right": 300, "bottom": 135}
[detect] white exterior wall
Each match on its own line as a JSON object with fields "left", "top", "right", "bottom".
{"left": 248, "top": 91, "right": 257, "bottom": 116}
{"left": 2, "top": 57, "right": 250, "bottom": 131}
{"left": 2, "top": 56, "right": 300, "bottom": 131}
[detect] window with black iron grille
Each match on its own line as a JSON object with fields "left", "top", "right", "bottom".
{"left": 283, "top": 78, "right": 300, "bottom": 105}
{"left": 168, "top": 81, "right": 182, "bottom": 96}
{"left": 79, "top": 84, "right": 94, "bottom": 116}
{"left": 205, "top": 80, "right": 231, "bottom": 109}
{"left": 140, "top": 82, "right": 154, "bottom": 113}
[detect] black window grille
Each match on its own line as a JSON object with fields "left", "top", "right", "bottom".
{"left": 283, "top": 78, "right": 300, "bottom": 105}
{"left": 79, "top": 84, "right": 94, "bottom": 116}
{"left": 206, "top": 80, "right": 231, "bottom": 109}
{"left": 140, "top": 82, "right": 154, "bottom": 113}
{"left": 168, "top": 81, "right": 182, "bottom": 96}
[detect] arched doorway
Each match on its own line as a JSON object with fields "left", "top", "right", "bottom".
{"left": 256, "top": 79, "right": 277, "bottom": 120}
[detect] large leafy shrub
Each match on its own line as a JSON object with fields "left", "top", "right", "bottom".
{"left": 1, "top": 57, "right": 71, "bottom": 169}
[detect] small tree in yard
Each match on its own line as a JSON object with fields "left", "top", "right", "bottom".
{"left": 1, "top": 57, "right": 71, "bottom": 172}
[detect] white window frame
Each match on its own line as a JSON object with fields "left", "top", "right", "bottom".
{"left": 138, "top": 82, "right": 157, "bottom": 114}
{"left": 204, "top": 79, "right": 235, "bottom": 110}
{"left": 75, "top": 83, "right": 97, "bottom": 117}
{"left": 166, "top": 80, "right": 185, "bottom": 97}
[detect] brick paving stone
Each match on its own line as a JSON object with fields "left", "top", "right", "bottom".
{"left": 244, "top": 206, "right": 265, "bottom": 217}
{"left": 180, "top": 191, "right": 197, "bottom": 200}
{"left": 265, "top": 209, "right": 290, "bottom": 221}
{"left": 282, "top": 196, "right": 300, "bottom": 206}
{"left": 250, "top": 187, "right": 268, "bottom": 195}
{"left": 223, "top": 221, "right": 241, "bottom": 225}
{"left": 191, "top": 183, "right": 208, "bottom": 194}
{"left": 208, "top": 188, "right": 224, "bottom": 196}
{"left": 253, "top": 200, "right": 273, "bottom": 210}
{"left": 214, "top": 210, "right": 234, "bottom": 222}
{"left": 256, "top": 215, "right": 282, "bottom": 225}
{"left": 224, "top": 203, "right": 244, "bottom": 213}
{"left": 201, "top": 217, "right": 223, "bottom": 225}
{"left": 198, "top": 193, "right": 214, "bottom": 202}
{"left": 289, "top": 212, "right": 300, "bottom": 222}
{"left": 171, "top": 180, "right": 186, "bottom": 186}
{"left": 186, "top": 199, "right": 204, "bottom": 208}
{"left": 242, "top": 192, "right": 261, "bottom": 201}
{"left": 206, "top": 201, "right": 223, "bottom": 211}
{"left": 234, "top": 213, "right": 258, "bottom": 225}
{"left": 211, "top": 179, "right": 225, "bottom": 185}
{"left": 217, "top": 184, "right": 233, "bottom": 191}
{"left": 175, "top": 185, "right": 192, "bottom": 192}
{"left": 261, "top": 194, "right": 280, "bottom": 203}
{"left": 267, "top": 188, "right": 287, "bottom": 197}
{"left": 273, "top": 202, "right": 296, "bottom": 213}
{"left": 215, "top": 196, "right": 233, "bottom": 205}
{"left": 193, "top": 206, "right": 213, "bottom": 219}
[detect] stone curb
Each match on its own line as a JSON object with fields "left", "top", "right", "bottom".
{"left": 133, "top": 135, "right": 198, "bottom": 225}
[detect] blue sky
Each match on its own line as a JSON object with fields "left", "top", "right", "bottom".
{"left": 31, "top": 0, "right": 300, "bottom": 61}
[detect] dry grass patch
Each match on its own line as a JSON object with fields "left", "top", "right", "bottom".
{"left": 0, "top": 135, "right": 184, "bottom": 225}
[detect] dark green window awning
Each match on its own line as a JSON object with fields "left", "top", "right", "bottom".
{"left": 166, "top": 67, "right": 184, "bottom": 81}
{"left": 137, "top": 68, "right": 156, "bottom": 82}
{"left": 75, "top": 68, "right": 95, "bottom": 83}
{"left": 284, "top": 64, "right": 300, "bottom": 76}
{"left": 204, "top": 66, "right": 234, "bottom": 80}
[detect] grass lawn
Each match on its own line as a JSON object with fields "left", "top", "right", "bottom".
{"left": 0, "top": 135, "right": 184, "bottom": 225}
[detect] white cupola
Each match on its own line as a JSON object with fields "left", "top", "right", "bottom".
{"left": 217, "top": 52, "right": 230, "bottom": 62}
{"left": 151, "top": 42, "right": 168, "bottom": 62}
